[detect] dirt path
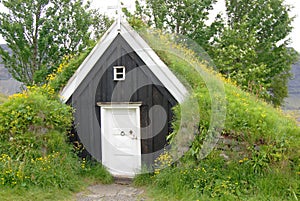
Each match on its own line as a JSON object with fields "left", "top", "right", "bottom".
{"left": 76, "top": 183, "right": 147, "bottom": 201}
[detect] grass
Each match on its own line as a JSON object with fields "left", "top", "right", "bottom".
{"left": 0, "top": 26, "right": 299, "bottom": 200}
{"left": 132, "top": 28, "right": 300, "bottom": 200}
{"left": 0, "top": 186, "right": 76, "bottom": 201}
{"left": 0, "top": 175, "right": 110, "bottom": 201}
{"left": 0, "top": 89, "right": 113, "bottom": 200}
{"left": 0, "top": 167, "right": 113, "bottom": 201}
{"left": 134, "top": 155, "right": 299, "bottom": 201}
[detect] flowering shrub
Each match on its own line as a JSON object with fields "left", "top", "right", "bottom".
{"left": 0, "top": 86, "right": 72, "bottom": 140}
{"left": 0, "top": 86, "right": 82, "bottom": 188}
{"left": 48, "top": 50, "right": 91, "bottom": 92}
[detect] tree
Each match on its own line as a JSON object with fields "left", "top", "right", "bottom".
{"left": 210, "top": 22, "right": 271, "bottom": 99}
{"left": 133, "top": 0, "right": 221, "bottom": 49}
{"left": 209, "top": 0, "right": 298, "bottom": 106}
{"left": 137, "top": 0, "right": 297, "bottom": 106}
{"left": 0, "top": 0, "right": 112, "bottom": 85}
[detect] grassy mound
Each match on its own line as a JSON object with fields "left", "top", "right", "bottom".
{"left": 134, "top": 28, "right": 300, "bottom": 200}
{"left": 0, "top": 85, "right": 112, "bottom": 198}
{"left": 0, "top": 86, "right": 79, "bottom": 188}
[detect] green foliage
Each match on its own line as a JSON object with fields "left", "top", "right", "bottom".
{"left": 144, "top": 153, "right": 299, "bottom": 200}
{"left": 148, "top": 156, "right": 243, "bottom": 199}
{"left": 209, "top": 23, "right": 270, "bottom": 100}
{"left": 79, "top": 160, "right": 113, "bottom": 184}
{"left": 133, "top": 173, "right": 153, "bottom": 187}
{"left": 0, "top": 86, "right": 72, "bottom": 139}
{"left": 47, "top": 49, "right": 92, "bottom": 92}
{"left": 0, "top": 85, "right": 113, "bottom": 190}
{"left": 0, "top": 87, "right": 82, "bottom": 189}
{"left": 209, "top": 0, "right": 298, "bottom": 106}
{"left": 133, "top": 0, "right": 221, "bottom": 49}
{"left": 0, "top": 150, "right": 81, "bottom": 188}
{"left": 0, "top": 0, "right": 112, "bottom": 85}
{"left": 0, "top": 186, "right": 75, "bottom": 201}
{"left": 137, "top": 28, "right": 300, "bottom": 200}
{"left": 140, "top": 27, "right": 300, "bottom": 151}
{"left": 137, "top": 0, "right": 297, "bottom": 106}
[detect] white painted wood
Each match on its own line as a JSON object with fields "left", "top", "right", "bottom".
{"left": 113, "top": 66, "right": 126, "bottom": 81}
{"left": 107, "top": 0, "right": 130, "bottom": 32}
{"left": 60, "top": 21, "right": 188, "bottom": 103}
{"left": 60, "top": 22, "right": 119, "bottom": 102}
{"left": 100, "top": 104, "right": 141, "bottom": 177}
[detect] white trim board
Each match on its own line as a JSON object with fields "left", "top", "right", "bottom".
{"left": 60, "top": 21, "right": 188, "bottom": 103}
{"left": 97, "top": 102, "right": 142, "bottom": 108}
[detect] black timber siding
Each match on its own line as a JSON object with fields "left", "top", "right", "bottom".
{"left": 68, "top": 34, "right": 177, "bottom": 166}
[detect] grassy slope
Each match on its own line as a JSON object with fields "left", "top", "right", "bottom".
{"left": 141, "top": 29, "right": 300, "bottom": 145}
{"left": 137, "top": 29, "right": 300, "bottom": 200}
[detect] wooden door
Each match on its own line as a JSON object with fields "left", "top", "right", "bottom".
{"left": 100, "top": 104, "right": 141, "bottom": 177}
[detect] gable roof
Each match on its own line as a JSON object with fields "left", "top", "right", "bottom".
{"left": 60, "top": 21, "right": 188, "bottom": 103}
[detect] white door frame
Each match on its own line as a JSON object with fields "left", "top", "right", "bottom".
{"left": 98, "top": 102, "right": 142, "bottom": 177}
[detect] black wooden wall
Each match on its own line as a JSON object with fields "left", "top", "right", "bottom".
{"left": 68, "top": 34, "right": 177, "bottom": 166}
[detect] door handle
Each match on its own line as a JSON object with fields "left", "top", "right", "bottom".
{"left": 129, "top": 130, "right": 137, "bottom": 140}
{"left": 120, "top": 130, "right": 137, "bottom": 139}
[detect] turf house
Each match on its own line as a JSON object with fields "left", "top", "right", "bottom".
{"left": 60, "top": 21, "right": 188, "bottom": 177}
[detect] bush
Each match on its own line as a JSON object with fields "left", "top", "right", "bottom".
{"left": 0, "top": 85, "right": 71, "bottom": 140}
{"left": 0, "top": 86, "right": 82, "bottom": 189}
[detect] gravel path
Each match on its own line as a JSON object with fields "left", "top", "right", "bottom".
{"left": 76, "top": 183, "right": 147, "bottom": 201}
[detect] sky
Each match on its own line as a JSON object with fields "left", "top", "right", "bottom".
{"left": 0, "top": 0, "right": 299, "bottom": 52}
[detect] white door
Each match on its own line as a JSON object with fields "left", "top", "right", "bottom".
{"left": 100, "top": 104, "right": 141, "bottom": 177}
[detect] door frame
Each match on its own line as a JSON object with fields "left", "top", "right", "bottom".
{"left": 97, "top": 102, "right": 142, "bottom": 177}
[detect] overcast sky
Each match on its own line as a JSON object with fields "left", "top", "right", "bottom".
{"left": 0, "top": 0, "right": 299, "bottom": 52}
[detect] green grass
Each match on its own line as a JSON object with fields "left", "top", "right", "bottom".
{"left": 0, "top": 174, "right": 110, "bottom": 201}
{"left": 0, "top": 168, "right": 112, "bottom": 201}
{"left": 79, "top": 161, "right": 114, "bottom": 184}
{"left": 0, "top": 26, "right": 299, "bottom": 200}
{"left": 0, "top": 89, "right": 113, "bottom": 200}
{"left": 136, "top": 156, "right": 299, "bottom": 201}
{"left": 133, "top": 28, "right": 300, "bottom": 200}
{"left": 0, "top": 186, "right": 76, "bottom": 201}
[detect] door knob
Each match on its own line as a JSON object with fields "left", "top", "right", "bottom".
{"left": 129, "top": 130, "right": 137, "bottom": 140}
{"left": 120, "top": 131, "right": 125, "bottom": 136}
